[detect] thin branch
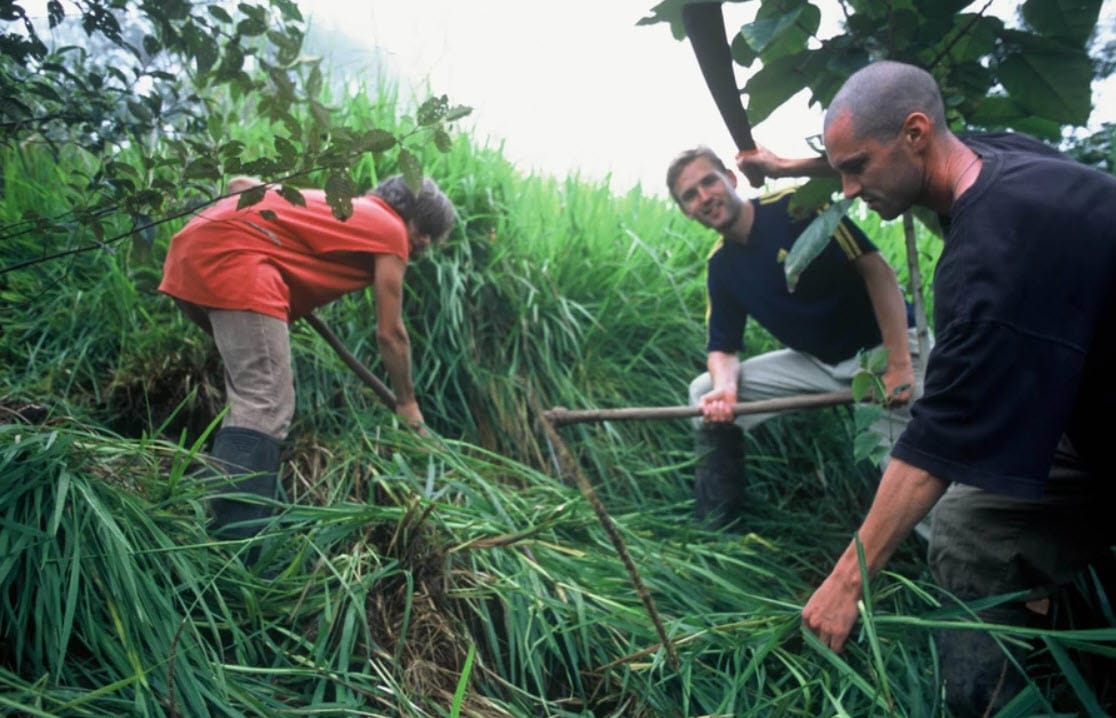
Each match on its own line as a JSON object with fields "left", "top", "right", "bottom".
{"left": 535, "top": 397, "right": 680, "bottom": 671}
{"left": 927, "top": 0, "right": 996, "bottom": 72}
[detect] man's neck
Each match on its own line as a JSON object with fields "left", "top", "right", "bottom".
{"left": 925, "top": 134, "right": 980, "bottom": 215}
{"left": 722, "top": 196, "right": 755, "bottom": 245}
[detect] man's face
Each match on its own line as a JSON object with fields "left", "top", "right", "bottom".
{"left": 672, "top": 157, "right": 744, "bottom": 232}
{"left": 824, "top": 112, "right": 923, "bottom": 220}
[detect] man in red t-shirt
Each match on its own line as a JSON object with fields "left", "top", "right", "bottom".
{"left": 160, "top": 174, "right": 456, "bottom": 558}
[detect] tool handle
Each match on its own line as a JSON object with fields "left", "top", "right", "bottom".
{"left": 682, "top": 2, "right": 756, "bottom": 153}
{"left": 543, "top": 390, "right": 854, "bottom": 426}
{"left": 303, "top": 312, "right": 397, "bottom": 409}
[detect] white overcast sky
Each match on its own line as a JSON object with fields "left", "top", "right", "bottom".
{"left": 303, "top": 0, "right": 1116, "bottom": 197}
{"left": 19, "top": 1, "right": 1114, "bottom": 196}
{"left": 303, "top": 0, "right": 835, "bottom": 196}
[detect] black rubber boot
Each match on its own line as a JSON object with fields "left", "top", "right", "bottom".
{"left": 935, "top": 603, "right": 1031, "bottom": 717}
{"left": 693, "top": 423, "right": 748, "bottom": 529}
{"left": 206, "top": 427, "right": 281, "bottom": 564}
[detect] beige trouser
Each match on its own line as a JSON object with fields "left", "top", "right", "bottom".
{"left": 688, "top": 328, "right": 926, "bottom": 460}
{"left": 176, "top": 300, "right": 295, "bottom": 440}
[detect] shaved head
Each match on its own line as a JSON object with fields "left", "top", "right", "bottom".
{"left": 824, "top": 61, "right": 946, "bottom": 141}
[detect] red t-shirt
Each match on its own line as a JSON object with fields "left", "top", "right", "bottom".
{"left": 159, "top": 189, "right": 409, "bottom": 321}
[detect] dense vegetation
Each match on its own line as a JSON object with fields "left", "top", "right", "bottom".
{"left": 3, "top": 1, "right": 1115, "bottom": 716}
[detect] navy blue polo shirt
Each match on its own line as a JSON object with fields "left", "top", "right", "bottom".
{"left": 892, "top": 132, "right": 1116, "bottom": 498}
{"left": 705, "top": 189, "right": 908, "bottom": 365}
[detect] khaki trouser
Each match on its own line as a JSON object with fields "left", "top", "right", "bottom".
{"left": 176, "top": 300, "right": 295, "bottom": 440}
{"left": 688, "top": 328, "right": 926, "bottom": 460}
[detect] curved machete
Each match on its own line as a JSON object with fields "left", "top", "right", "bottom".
{"left": 683, "top": 2, "right": 765, "bottom": 186}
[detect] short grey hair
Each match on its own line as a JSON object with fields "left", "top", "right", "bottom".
{"left": 824, "top": 60, "right": 947, "bottom": 140}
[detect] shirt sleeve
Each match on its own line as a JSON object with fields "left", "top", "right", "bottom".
{"left": 831, "top": 216, "right": 878, "bottom": 260}
{"left": 892, "top": 318, "right": 1084, "bottom": 499}
{"left": 705, "top": 260, "right": 747, "bottom": 354}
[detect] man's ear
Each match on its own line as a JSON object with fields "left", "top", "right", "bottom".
{"left": 725, "top": 169, "right": 739, "bottom": 189}
{"left": 902, "top": 112, "right": 932, "bottom": 151}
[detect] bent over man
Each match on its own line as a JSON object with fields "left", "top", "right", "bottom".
{"left": 779, "top": 60, "right": 1116, "bottom": 716}
{"left": 159, "top": 175, "right": 456, "bottom": 553}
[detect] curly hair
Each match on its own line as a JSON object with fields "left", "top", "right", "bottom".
{"left": 369, "top": 175, "right": 456, "bottom": 242}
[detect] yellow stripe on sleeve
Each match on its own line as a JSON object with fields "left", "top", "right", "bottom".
{"left": 758, "top": 186, "right": 797, "bottom": 205}
{"left": 833, "top": 222, "right": 862, "bottom": 260}
{"left": 705, "top": 237, "right": 725, "bottom": 260}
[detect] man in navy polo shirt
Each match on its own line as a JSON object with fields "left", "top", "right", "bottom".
{"left": 667, "top": 147, "right": 921, "bottom": 529}
{"left": 757, "top": 60, "right": 1116, "bottom": 715}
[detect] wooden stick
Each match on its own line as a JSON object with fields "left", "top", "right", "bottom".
{"left": 543, "top": 390, "right": 854, "bottom": 426}
{"left": 302, "top": 312, "right": 397, "bottom": 409}
{"left": 536, "top": 404, "right": 680, "bottom": 671}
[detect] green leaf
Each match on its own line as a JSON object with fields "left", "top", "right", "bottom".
{"left": 46, "top": 0, "right": 64, "bottom": 28}
{"left": 750, "top": 0, "right": 819, "bottom": 62}
{"left": 865, "top": 346, "right": 889, "bottom": 374}
{"left": 237, "top": 18, "right": 267, "bottom": 37}
{"left": 783, "top": 198, "right": 852, "bottom": 292}
{"left": 850, "top": 371, "right": 876, "bottom": 403}
{"left": 272, "top": 0, "right": 304, "bottom": 22}
{"left": 361, "top": 129, "right": 396, "bottom": 153}
{"left": 267, "top": 29, "right": 301, "bottom": 66}
{"left": 996, "top": 37, "right": 1093, "bottom": 125}
{"left": 943, "top": 14, "right": 1003, "bottom": 63}
{"left": 183, "top": 157, "right": 220, "bottom": 181}
{"left": 126, "top": 100, "right": 152, "bottom": 123}
{"left": 433, "top": 128, "right": 453, "bottom": 153}
{"left": 417, "top": 95, "right": 449, "bottom": 126}
{"left": 853, "top": 401, "right": 883, "bottom": 431}
{"left": 237, "top": 184, "right": 268, "bottom": 209}
{"left": 184, "top": 24, "right": 219, "bottom": 75}
{"left": 207, "top": 5, "right": 233, "bottom": 23}
{"left": 398, "top": 148, "right": 423, "bottom": 194}
{"left": 744, "top": 51, "right": 812, "bottom": 125}
{"left": 1021, "top": 0, "right": 1101, "bottom": 46}
{"left": 730, "top": 32, "right": 758, "bottom": 67}
{"left": 138, "top": 32, "right": 160, "bottom": 57}
{"left": 324, "top": 173, "right": 356, "bottom": 220}
{"left": 306, "top": 63, "right": 322, "bottom": 99}
{"left": 739, "top": 6, "right": 809, "bottom": 55}
{"left": 267, "top": 66, "right": 295, "bottom": 100}
{"left": 273, "top": 135, "right": 298, "bottom": 164}
{"left": 215, "top": 42, "right": 246, "bottom": 81}
{"left": 787, "top": 176, "right": 841, "bottom": 220}
{"left": 276, "top": 185, "right": 306, "bottom": 207}
{"left": 444, "top": 105, "right": 473, "bottom": 123}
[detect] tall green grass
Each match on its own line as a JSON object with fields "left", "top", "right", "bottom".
{"left": 2, "top": 71, "right": 1111, "bottom": 717}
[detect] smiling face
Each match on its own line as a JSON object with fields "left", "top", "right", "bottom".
{"left": 823, "top": 111, "right": 925, "bottom": 220}
{"left": 671, "top": 156, "right": 745, "bottom": 233}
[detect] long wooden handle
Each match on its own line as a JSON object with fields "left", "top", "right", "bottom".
{"left": 682, "top": 2, "right": 756, "bottom": 153}
{"left": 543, "top": 390, "right": 853, "bottom": 426}
{"left": 303, "top": 312, "right": 397, "bottom": 409}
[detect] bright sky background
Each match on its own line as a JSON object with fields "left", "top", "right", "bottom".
{"left": 301, "top": 0, "right": 840, "bottom": 197}
{"left": 303, "top": 0, "right": 1116, "bottom": 198}
{"left": 18, "top": 0, "right": 1113, "bottom": 196}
